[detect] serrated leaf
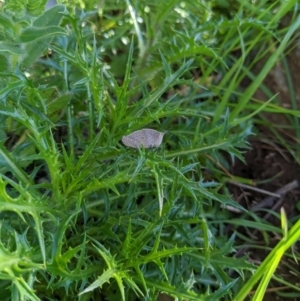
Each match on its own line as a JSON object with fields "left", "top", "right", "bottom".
{"left": 133, "top": 265, "right": 147, "bottom": 293}
{"left": 79, "top": 268, "right": 116, "bottom": 296}
{"left": 0, "top": 143, "right": 31, "bottom": 186}
{"left": 11, "top": 276, "right": 40, "bottom": 301}
{"left": 114, "top": 273, "right": 126, "bottom": 301}
{"left": 206, "top": 279, "right": 238, "bottom": 301}
{"left": 0, "top": 80, "right": 25, "bottom": 100}
{"left": 32, "top": 214, "right": 46, "bottom": 264}
{"left": 21, "top": 101, "right": 54, "bottom": 125}
{"left": 121, "top": 219, "right": 132, "bottom": 256}
{"left": 124, "top": 275, "right": 144, "bottom": 297}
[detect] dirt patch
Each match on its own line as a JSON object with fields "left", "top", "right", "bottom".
{"left": 228, "top": 139, "right": 300, "bottom": 300}
{"left": 230, "top": 139, "right": 300, "bottom": 217}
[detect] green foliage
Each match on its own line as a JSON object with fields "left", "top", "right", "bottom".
{"left": 0, "top": 0, "right": 299, "bottom": 300}
{"left": 3, "top": 0, "right": 48, "bottom": 16}
{"left": 0, "top": 5, "right": 66, "bottom": 72}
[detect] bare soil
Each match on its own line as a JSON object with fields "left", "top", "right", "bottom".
{"left": 229, "top": 138, "right": 300, "bottom": 301}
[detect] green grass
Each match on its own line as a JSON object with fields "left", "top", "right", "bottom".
{"left": 0, "top": 0, "right": 299, "bottom": 300}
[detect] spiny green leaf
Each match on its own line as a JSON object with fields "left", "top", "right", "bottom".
{"left": 79, "top": 268, "right": 116, "bottom": 296}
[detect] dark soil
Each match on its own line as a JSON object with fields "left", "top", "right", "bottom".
{"left": 228, "top": 138, "right": 300, "bottom": 301}
{"left": 230, "top": 139, "right": 300, "bottom": 219}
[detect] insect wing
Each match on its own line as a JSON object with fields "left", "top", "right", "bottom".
{"left": 122, "top": 129, "right": 165, "bottom": 149}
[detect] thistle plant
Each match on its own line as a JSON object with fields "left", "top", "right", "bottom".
{"left": 0, "top": 1, "right": 299, "bottom": 300}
